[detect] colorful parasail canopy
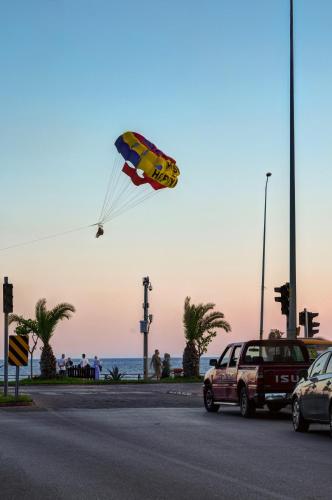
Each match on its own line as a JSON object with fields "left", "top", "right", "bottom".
{"left": 115, "top": 132, "right": 180, "bottom": 190}
{"left": 97, "top": 132, "right": 180, "bottom": 231}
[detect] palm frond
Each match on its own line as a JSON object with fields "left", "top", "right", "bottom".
{"left": 8, "top": 314, "right": 24, "bottom": 325}
{"left": 8, "top": 314, "right": 38, "bottom": 333}
{"left": 33, "top": 299, "right": 76, "bottom": 344}
{"left": 183, "top": 296, "right": 231, "bottom": 357}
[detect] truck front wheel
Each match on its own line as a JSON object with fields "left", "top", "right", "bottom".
{"left": 239, "top": 386, "right": 256, "bottom": 418}
{"left": 204, "top": 387, "right": 220, "bottom": 413}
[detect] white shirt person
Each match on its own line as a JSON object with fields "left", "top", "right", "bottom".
{"left": 58, "top": 354, "right": 66, "bottom": 374}
{"left": 80, "top": 354, "right": 90, "bottom": 368}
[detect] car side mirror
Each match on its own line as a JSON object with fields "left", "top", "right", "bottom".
{"left": 298, "top": 368, "right": 308, "bottom": 381}
{"left": 209, "top": 359, "right": 217, "bottom": 367}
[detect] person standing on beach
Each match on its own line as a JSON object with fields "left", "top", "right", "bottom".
{"left": 58, "top": 354, "right": 66, "bottom": 376}
{"left": 80, "top": 354, "right": 90, "bottom": 368}
{"left": 150, "top": 349, "right": 162, "bottom": 381}
{"left": 93, "top": 356, "right": 102, "bottom": 380}
{"left": 66, "top": 357, "right": 73, "bottom": 368}
{"left": 161, "top": 353, "right": 171, "bottom": 378}
{"left": 80, "top": 353, "right": 90, "bottom": 376}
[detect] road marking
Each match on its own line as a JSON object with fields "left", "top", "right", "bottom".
{"left": 167, "top": 391, "right": 192, "bottom": 396}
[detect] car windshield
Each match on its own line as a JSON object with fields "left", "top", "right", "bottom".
{"left": 243, "top": 343, "right": 306, "bottom": 364}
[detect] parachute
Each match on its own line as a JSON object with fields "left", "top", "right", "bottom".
{"left": 97, "top": 132, "right": 180, "bottom": 230}
{"left": 115, "top": 132, "right": 179, "bottom": 190}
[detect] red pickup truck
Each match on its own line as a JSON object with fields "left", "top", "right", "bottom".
{"left": 203, "top": 340, "right": 310, "bottom": 417}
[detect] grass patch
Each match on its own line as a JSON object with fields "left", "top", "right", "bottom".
{"left": 19, "top": 377, "right": 101, "bottom": 386}
{"left": 0, "top": 394, "right": 32, "bottom": 404}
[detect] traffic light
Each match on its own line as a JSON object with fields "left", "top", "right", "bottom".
{"left": 274, "top": 282, "right": 289, "bottom": 316}
{"left": 299, "top": 310, "right": 305, "bottom": 326}
{"left": 308, "top": 312, "right": 319, "bottom": 338}
{"left": 3, "top": 283, "right": 13, "bottom": 313}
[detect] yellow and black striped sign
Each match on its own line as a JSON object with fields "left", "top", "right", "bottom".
{"left": 8, "top": 335, "right": 29, "bottom": 366}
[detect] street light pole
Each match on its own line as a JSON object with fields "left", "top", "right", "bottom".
{"left": 259, "top": 172, "right": 272, "bottom": 340}
{"left": 288, "top": 0, "right": 297, "bottom": 339}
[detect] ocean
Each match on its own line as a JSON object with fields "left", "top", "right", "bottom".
{"left": 0, "top": 357, "right": 215, "bottom": 380}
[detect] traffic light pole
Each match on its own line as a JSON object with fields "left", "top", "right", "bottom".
{"left": 3, "top": 277, "right": 9, "bottom": 396}
{"left": 304, "top": 308, "right": 308, "bottom": 338}
{"left": 288, "top": 0, "right": 297, "bottom": 339}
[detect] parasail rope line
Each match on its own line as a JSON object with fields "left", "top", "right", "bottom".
{"left": 102, "top": 156, "right": 125, "bottom": 217}
{"left": 106, "top": 186, "right": 152, "bottom": 219}
{"left": 108, "top": 190, "right": 158, "bottom": 222}
{"left": 102, "top": 177, "right": 133, "bottom": 221}
{"left": 98, "top": 156, "right": 119, "bottom": 222}
{"left": 108, "top": 194, "right": 156, "bottom": 223}
{"left": 100, "top": 166, "right": 132, "bottom": 222}
{"left": 99, "top": 156, "right": 122, "bottom": 222}
{"left": 0, "top": 223, "right": 99, "bottom": 253}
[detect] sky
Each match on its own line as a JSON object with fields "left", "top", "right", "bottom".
{"left": 0, "top": 0, "right": 331, "bottom": 358}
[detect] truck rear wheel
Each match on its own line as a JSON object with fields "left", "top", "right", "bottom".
{"left": 239, "top": 386, "right": 256, "bottom": 418}
{"left": 204, "top": 387, "right": 220, "bottom": 413}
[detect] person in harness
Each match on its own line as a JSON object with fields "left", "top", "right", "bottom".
{"left": 95, "top": 224, "right": 104, "bottom": 238}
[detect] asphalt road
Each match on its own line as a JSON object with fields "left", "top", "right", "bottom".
{"left": 19, "top": 382, "right": 203, "bottom": 409}
{"left": 0, "top": 384, "right": 331, "bottom": 500}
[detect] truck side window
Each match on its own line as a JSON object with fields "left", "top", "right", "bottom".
{"left": 218, "top": 346, "right": 233, "bottom": 368}
{"left": 229, "top": 346, "right": 242, "bottom": 367}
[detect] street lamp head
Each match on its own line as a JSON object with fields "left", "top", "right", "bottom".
{"left": 266, "top": 172, "right": 272, "bottom": 177}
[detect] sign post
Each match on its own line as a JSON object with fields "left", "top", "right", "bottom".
{"left": 3, "top": 277, "right": 13, "bottom": 396}
{"left": 8, "top": 334, "right": 29, "bottom": 398}
{"left": 15, "top": 366, "right": 19, "bottom": 398}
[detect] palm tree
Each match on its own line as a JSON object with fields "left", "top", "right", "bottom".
{"left": 9, "top": 299, "right": 75, "bottom": 379}
{"left": 182, "top": 297, "right": 231, "bottom": 377}
{"left": 268, "top": 329, "right": 284, "bottom": 339}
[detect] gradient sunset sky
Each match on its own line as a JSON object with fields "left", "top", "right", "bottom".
{"left": 0, "top": 0, "right": 331, "bottom": 358}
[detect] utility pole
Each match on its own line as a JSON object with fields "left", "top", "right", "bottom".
{"left": 141, "top": 277, "right": 153, "bottom": 380}
{"left": 299, "top": 308, "right": 309, "bottom": 338}
{"left": 259, "top": 172, "right": 272, "bottom": 340}
{"left": 288, "top": 0, "right": 297, "bottom": 339}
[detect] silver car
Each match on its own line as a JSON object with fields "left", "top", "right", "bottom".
{"left": 292, "top": 350, "right": 332, "bottom": 436}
